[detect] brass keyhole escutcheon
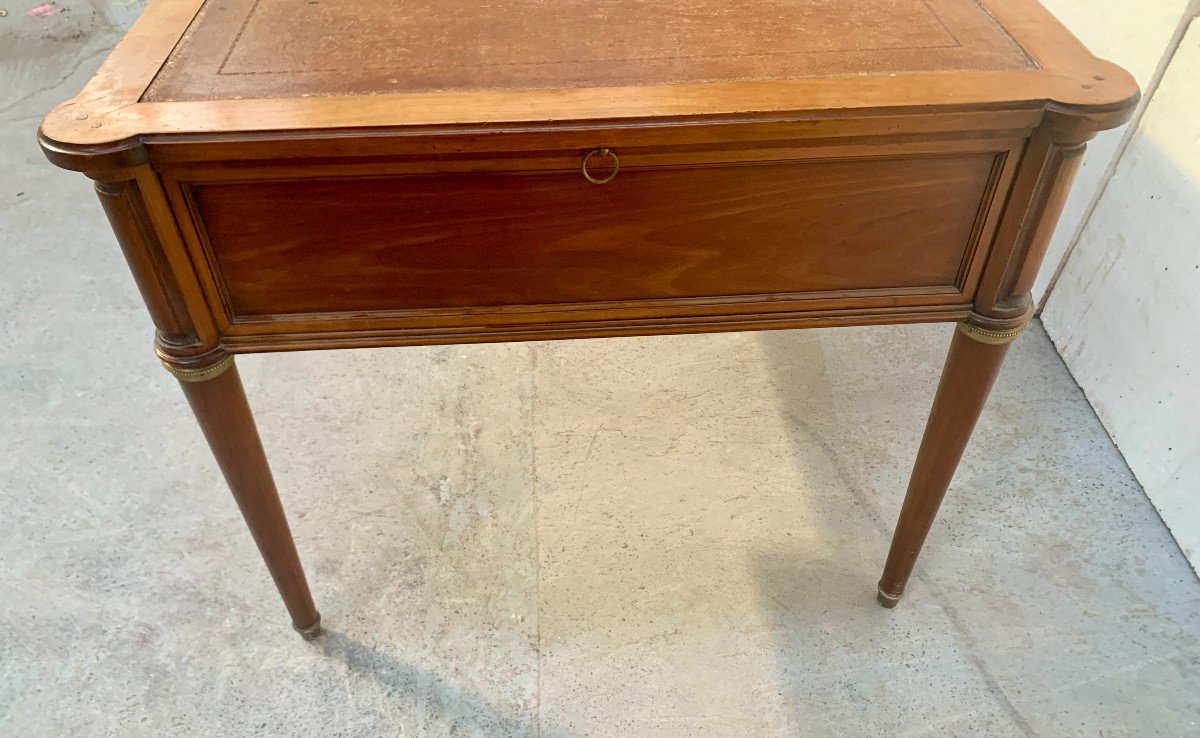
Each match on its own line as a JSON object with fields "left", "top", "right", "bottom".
{"left": 582, "top": 148, "right": 620, "bottom": 185}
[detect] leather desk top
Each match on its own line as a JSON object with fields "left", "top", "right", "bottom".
{"left": 39, "top": 0, "right": 1136, "bottom": 153}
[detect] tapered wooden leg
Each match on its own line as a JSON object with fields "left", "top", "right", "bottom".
{"left": 877, "top": 318, "right": 1027, "bottom": 608}
{"left": 167, "top": 355, "right": 322, "bottom": 638}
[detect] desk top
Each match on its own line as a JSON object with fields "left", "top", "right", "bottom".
{"left": 144, "top": 0, "right": 1032, "bottom": 101}
{"left": 40, "top": 0, "right": 1137, "bottom": 162}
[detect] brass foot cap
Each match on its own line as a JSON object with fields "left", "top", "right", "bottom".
{"left": 294, "top": 615, "right": 322, "bottom": 641}
{"left": 876, "top": 587, "right": 903, "bottom": 609}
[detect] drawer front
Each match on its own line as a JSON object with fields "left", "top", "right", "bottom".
{"left": 186, "top": 152, "right": 1000, "bottom": 318}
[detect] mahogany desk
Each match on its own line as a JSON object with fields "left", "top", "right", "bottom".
{"left": 40, "top": 0, "right": 1137, "bottom": 639}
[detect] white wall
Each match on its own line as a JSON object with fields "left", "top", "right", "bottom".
{"left": 1032, "top": 0, "right": 1196, "bottom": 305}
{"left": 1043, "top": 10, "right": 1200, "bottom": 573}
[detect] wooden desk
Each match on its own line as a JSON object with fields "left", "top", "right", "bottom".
{"left": 40, "top": 0, "right": 1137, "bottom": 639}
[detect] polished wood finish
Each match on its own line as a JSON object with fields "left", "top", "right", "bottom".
{"left": 144, "top": 0, "right": 1032, "bottom": 101}
{"left": 190, "top": 153, "right": 998, "bottom": 316}
{"left": 177, "top": 360, "right": 322, "bottom": 637}
{"left": 38, "top": 0, "right": 1136, "bottom": 148}
{"left": 161, "top": 132, "right": 1022, "bottom": 352}
{"left": 878, "top": 325, "right": 1013, "bottom": 606}
{"left": 39, "top": 0, "right": 1139, "bottom": 634}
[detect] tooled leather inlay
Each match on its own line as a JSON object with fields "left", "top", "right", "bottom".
{"left": 143, "top": 0, "right": 1033, "bottom": 101}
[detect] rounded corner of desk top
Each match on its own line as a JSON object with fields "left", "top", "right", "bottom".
{"left": 38, "top": 105, "right": 147, "bottom": 174}
{"left": 34, "top": 0, "right": 1143, "bottom": 161}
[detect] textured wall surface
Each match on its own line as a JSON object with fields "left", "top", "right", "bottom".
{"left": 1044, "top": 18, "right": 1200, "bottom": 573}
{"left": 1031, "top": 0, "right": 1194, "bottom": 304}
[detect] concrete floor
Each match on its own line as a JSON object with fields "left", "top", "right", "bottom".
{"left": 3, "top": 3, "right": 1199, "bottom": 736}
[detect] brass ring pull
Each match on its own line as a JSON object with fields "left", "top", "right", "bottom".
{"left": 581, "top": 148, "right": 619, "bottom": 185}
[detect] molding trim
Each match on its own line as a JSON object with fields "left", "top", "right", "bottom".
{"left": 957, "top": 320, "right": 1027, "bottom": 345}
{"left": 162, "top": 355, "right": 233, "bottom": 382}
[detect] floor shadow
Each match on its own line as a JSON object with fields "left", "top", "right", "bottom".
{"left": 745, "top": 325, "right": 1116, "bottom": 734}
{"left": 746, "top": 326, "right": 951, "bottom": 730}
{"left": 750, "top": 325, "right": 947, "bottom": 599}
{"left": 314, "top": 629, "right": 571, "bottom": 738}
{"left": 756, "top": 325, "right": 941, "bottom": 535}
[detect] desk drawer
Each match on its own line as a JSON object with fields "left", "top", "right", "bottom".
{"left": 186, "top": 152, "right": 1000, "bottom": 318}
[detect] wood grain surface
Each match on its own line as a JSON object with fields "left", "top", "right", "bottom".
{"left": 188, "top": 153, "right": 997, "bottom": 317}
{"left": 143, "top": 0, "right": 1032, "bottom": 101}
{"left": 37, "top": 0, "right": 1138, "bottom": 149}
